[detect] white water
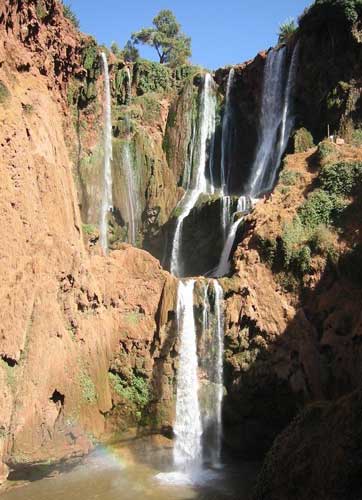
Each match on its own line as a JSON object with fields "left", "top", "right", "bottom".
{"left": 173, "top": 280, "right": 203, "bottom": 470}
{"left": 121, "top": 136, "right": 139, "bottom": 245}
{"left": 248, "top": 45, "right": 298, "bottom": 197}
{"left": 213, "top": 196, "right": 252, "bottom": 277}
{"left": 170, "top": 74, "right": 216, "bottom": 276}
{"left": 212, "top": 280, "right": 224, "bottom": 467}
{"left": 99, "top": 52, "right": 113, "bottom": 253}
{"left": 221, "top": 195, "right": 232, "bottom": 242}
{"left": 220, "top": 68, "right": 235, "bottom": 194}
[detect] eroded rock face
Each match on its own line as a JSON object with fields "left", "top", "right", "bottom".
{"left": 253, "top": 389, "right": 362, "bottom": 500}
{"left": 0, "top": 0, "right": 179, "bottom": 482}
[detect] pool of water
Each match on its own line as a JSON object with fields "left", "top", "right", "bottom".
{"left": 0, "top": 437, "right": 259, "bottom": 500}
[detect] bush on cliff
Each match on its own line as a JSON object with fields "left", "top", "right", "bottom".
{"left": 62, "top": 2, "right": 79, "bottom": 29}
{"left": 278, "top": 18, "right": 298, "bottom": 44}
{"left": 293, "top": 128, "right": 315, "bottom": 153}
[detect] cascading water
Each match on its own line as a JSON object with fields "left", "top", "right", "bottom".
{"left": 220, "top": 67, "right": 235, "bottom": 194}
{"left": 248, "top": 44, "right": 299, "bottom": 197}
{"left": 122, "top": 117, "right": 139, "bottom": 246}
{"left": 99, "top": 52, "right": 113, "bottom": 253}
{"left": 200, "top": 280, "right": 224, "bottom": 467}
{"left": 170, "top": 73, "right": 216, "bottom": 277}
{"left": 213, "top": 196, "right": 252, "bottom": 277}
{"left": 173, "top": 280, "right": 203, "bottom": 470}
{"left": 221, "top": 195, "right": 232, "bottom": 242}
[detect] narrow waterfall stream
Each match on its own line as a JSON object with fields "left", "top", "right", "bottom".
{"left": 170, "top": 73, "right": 216, "bottom": 277}
{"left": 220, "top": 67, "right": 235, "bottom": 194}
{"left": 121, "top": 116, "right": 139, "bottom": 245}
{"left": 248, "top": 44, "right": 299, "bottom": 197}
{"left": 99, "top": 52, "right": 113, "bottom": 253}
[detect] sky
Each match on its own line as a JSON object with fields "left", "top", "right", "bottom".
{"left": 70, "top": 0, "right": 312, "bottom": 69}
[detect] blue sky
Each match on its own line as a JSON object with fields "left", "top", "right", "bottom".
{"left": 70, "top": 0, "right": 312, "bottom": 69}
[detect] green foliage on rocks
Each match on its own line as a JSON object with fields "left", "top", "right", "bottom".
{"left": 36, "top": 0, "right": 47, "bottom": 20}
{"left": 0, "top": 81, "right": 10, "bottom": 104}
{"left": 108, "top": 372, "right": 150, "bottom": 409}
{"left": 319, "top": 161, "right": 362, "bottom": 196}
{"left": 79, "top": 370, "right": 97, "bottom": 404}
{"left": 293, "top": 128, "right": 315, "bottom": 153}
{"left": 134, "top": 59, "right": 173, "bottom": 95}
{"left": 278, "top": 18, "right": 298, "bottom": 44}
{"left": 279, "top": 168, "right": 300, "bottom": 187}
{"left": 62, "top": 2, "right": 80, "bottom": 29}
{"left": 299, "top": 0, "right": 362, "bottom": 27}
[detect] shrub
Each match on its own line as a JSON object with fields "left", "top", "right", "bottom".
{"left": 36, "top": 0, "right": 47, "bottom": 20}
{"left": 279, "top": 169, "right": 300, "bottom": 186}
{"left": 352, "top": 129, "right": 362, "bottom": 147}
{"left": 134, "top": 59, "right": 172, "bottom": 95}
{"left": 319, "top": 161, "right": 362, "bottom": 196}
{"left": 82, "top": 223, "right": 97, "bottom": 235}
{"left": 308, "top": 224, "right": 336, "bottom": 256}
{"left": 281, "top": 217, "right": 308, "bottom": 267}
{"left": 317, "top": 140, "right": 336, "bottom": 162}
{"left": 278, "top": 18, "right": 298, "bottom": 44}
{"left": 109, "top": 372, "right": 150, "bottom": 409}
{"left": 257, "top": 236, "right": 278, "bottom": 266}
{"left": 298, "top": 189, "right": 346, "bottom": 228}
{"left": 293, "top": 128, "right": 315, "bottom": 153}
{"left": 0, "top": 81, "right": 10, "bottom": 104}
{"left": 62, "top": 2, "right": 79, "bottom": 29}
{"left": 79, "top": 371, "right": 97, "bottom": 404}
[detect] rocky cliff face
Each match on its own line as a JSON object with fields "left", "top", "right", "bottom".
{"left": 0, "top": 0, "right": 179, "bottom": 484}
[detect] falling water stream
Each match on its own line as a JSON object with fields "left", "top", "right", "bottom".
{"left": 122, "top": 117, "right": 139, "bottom": 245}
{"left": 170, "top": 73, "right": 216, "bottom": 277}
{"left": 99, "top": 52, "right": 113, "bottom": 253}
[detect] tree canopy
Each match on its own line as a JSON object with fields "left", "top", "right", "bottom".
{"left": 131, "top": 10, "right": 191, "bottom": 67}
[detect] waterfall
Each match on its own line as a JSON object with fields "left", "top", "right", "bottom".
{"left": 220, "top": 67, "right": 235, "bottom": 194}
{"left": 122, "top": 118, "right": 139, "bottom": 246}
{"left": 200, "top": 280, "right": 224, "bottom": 467}
{"left": 248, "top": 44, "right": 298, "bottom": 197}
{"left": 213, "top": 196, "right": 252, "bottom": 277}
{"left": 170, "top": 73, "right": 216, "bottom": 276}
{"left": 173, "top": 280, "right": 203, "bottom": 470}
{"left": 221, "top": 195, "right": 232, "bottom": 242}
{"left": 99, "top": 52, "right": 113, "bottom": 253}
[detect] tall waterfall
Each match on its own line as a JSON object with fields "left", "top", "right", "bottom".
{"left": 173, "top": 280, "right": 203, "bottom": 470}
{"left": 99, "top": 52, "right": 113, "bottom": 253}
{"left": 248, "top": 44, "right": 298, "bottom": 197}
{"left": 201, "top": 280, "right": 224, "bottom": 467}
{"left": 213, "top": 196, "right": 252, "bottom": 277}
{"left": 220, "top": 67, "right": 235, "bottom": 194}
{"left": 170, "top": 73, "right": 216, "bottom": 277}
{"left": 122, "top": 118, "right": 139, "bottom": 246}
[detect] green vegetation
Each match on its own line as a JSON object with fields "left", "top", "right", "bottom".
{"left": 279, "top": 168, "right": 300, "bottom": 186}
{"left": 0, "top": 81, "right": 10, "bottom": 104}
{"left": 108, "top": 372, "right": 150, "bottom": 409}
{"left": 1, "top": 359, "right": 17, "bottom": 389}
{"left": 317, "top": 140, "right": 336, "bottom": 162}
{"left": 352, "top": 129, "right": 362, "bottom": 147}
{"left": 36, "top": 0, "right": 47, "bottom": 20}
{"left": 123, "top": 40, "right": 139, "bottom": 62}
{"left": 259, "top": 155, "right": 362, "bottom": 281}
{"left": 319, "top": 161, "right": 362, "bottom": 196}
{"left": 134, "top": 59, "right": 172, "bottom": 95}
{"left": 132, "top": 10, "right": 191, "bottom": 67}
{"left": 79, "top": 370, "right": 97, "bottom": 404}
{"left": 82, "top": 223, "right": 97, "bottom": 235}
{"left": 62, "top": 2, "right": 80, "bottom": 29}
{"left": 299, "top": 0, "right": 362, "bottom": 27}
{"left": 125, "top": 311, "right": 142, "bottom": 325}
{"left": 293, "top": 128, "right": 315, "bottom": 153}
{"left": 278, "top": 18, "right": 298, "bottom": 44}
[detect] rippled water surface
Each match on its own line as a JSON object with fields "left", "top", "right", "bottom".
{"left": 0, "top": 438, "right": 259, "bottom": 500}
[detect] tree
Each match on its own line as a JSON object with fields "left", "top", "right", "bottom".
{"left": 122, "top": 40, "right": 139, "bottom": 62}
{"left": 131, "top": 10, "right": 191, "bottom": 66}
{"left": 278, "top": 18, "right": 298, "bottom": 44}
